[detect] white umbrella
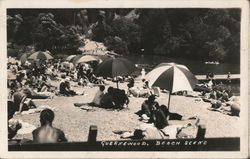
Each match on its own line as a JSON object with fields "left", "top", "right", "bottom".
{"left": 145, "top": 62, "right": 198, "bottom": 109}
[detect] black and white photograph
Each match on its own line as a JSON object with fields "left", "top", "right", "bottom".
{"left": 0, "top": 0, "right": 249, "bottom": 158}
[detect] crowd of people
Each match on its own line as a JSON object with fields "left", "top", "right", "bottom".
{"left": 7, "top": 58, "right": 134, "bottom": 143}
{"left": 7, "top": 57, "right": 240, "bottom": 144}
{"left": 195, "top": 78, "right": 240, "bottom": 116}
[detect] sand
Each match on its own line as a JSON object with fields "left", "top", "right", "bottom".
{"left": 13, "top": 80, "right": 240, "bottom": 142}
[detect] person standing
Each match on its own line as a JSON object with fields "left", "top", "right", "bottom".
{"left": 227, "top": 72, "right": 231, "bottom": 83}
{"left": 141, "top": 68, "right": 146, "bottom": 81}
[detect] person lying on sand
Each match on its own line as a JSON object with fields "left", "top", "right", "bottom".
{"left": 207, "top": 96, "right": 240, "bottom": 116}
{"left": 23, "top": 82, "right": 53, "bottom": 99}
{"left": 32, "top": 109, "right": 67, "bottom": 143}
{"left": 128, "top": 86, "right": 151, "bottom": 98}
{"left": 114, "top": 118, "right": 200, "bottom": 140}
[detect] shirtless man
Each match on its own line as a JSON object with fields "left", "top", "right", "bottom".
{"left": 32, "top": 109, "right": 67, "bottom": 143}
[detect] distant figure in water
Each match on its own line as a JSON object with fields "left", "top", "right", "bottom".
{"left": 227, "top": 72, "right": 231, "bottom": 83}
{"left": 32, "top": 109, "right": 67, "bottom": 143}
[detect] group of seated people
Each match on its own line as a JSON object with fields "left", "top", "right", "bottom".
{"left": 116, "top": 95, "right": 199, "bottom": 140}
{"left": 127, "top": 78, "right": 154, "bottom": 98}
{"left": 74, "top": 85, "right": 129, "bottom": 110}
{"left": 74, "top": 63, "right": 105, "bottom": 85}
{"left": 199, "top": 81, "right": 240, "bottom": 116}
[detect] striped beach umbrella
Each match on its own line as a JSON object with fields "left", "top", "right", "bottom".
{"left": 28, "top": 51, "right": 53, "bottom": 61}
{"left": 74, "top": 55, "right": 100, "bottom": 64}
{"left": 65, "top": 55, "right": 76, "bottom": 61}
{"left": 145, "top": 62, "right": 198, "bottom": 109}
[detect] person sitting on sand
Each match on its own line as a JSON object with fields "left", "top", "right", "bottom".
{"left": 59, "top": 79, "right": 79, "bottom": 96}
{"left": 209, "top": 90, "right": 217, "bottom": 100}
{"left": 128, "top": 85, "right": 151, "bottom": 98}
{"left": 207, "top": 79, "right": 213, "bottom": 89}
{"left": 32, "top": 109, "right": 67, "bottom": 143}
{"left": 113, "top": 89, "right": 130, "bottom": 109}
{"left": 89, "top": 85, "right": 105, "bottom": 106}
{"left": 143, "top": 80, "right": 150, "bottom": 89}
{"left": 100, "top": 87, "right": 115, "bottom": 109}
{"left": 127, "top": 77, "right": 135, "bottom": 89}
{"left": 74, "top": 85, "right": 106, "bottom": 108}
{"left": 220, "top": 90, "right": 230, "bottom": 102}
{"left": 141, "top": 95, "right": 159, "bottom": 119}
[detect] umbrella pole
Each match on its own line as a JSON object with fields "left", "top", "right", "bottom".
{"left": 167, "top": 91, "right": 171, "bottom": 110}
{"left": 116, "top": 81, "right": 119, "bottom": 88}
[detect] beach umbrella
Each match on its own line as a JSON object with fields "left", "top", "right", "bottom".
{"left": 145, "top": 62, "right": 198, "bottom": 109}
{"left": 74, "top": 55, "right": 100, "bottom": 64}
{"left": 94, "top": 57, "right": 136, "bottom": 88}
{"left": 19, "top": 53, "right": 31, "bottom": 64}
{"left": 65, "top": 55, "right": 76, "bottom": 61}
{"left": 71, "top": 55, "right": 83, "bottom": 64}
{"left": 28, "top": 51, "right": 53, "bottom": 61}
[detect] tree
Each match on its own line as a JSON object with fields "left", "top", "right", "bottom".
{"left": 109, "top": 17, "right": 141, "bottom": 53}
{"left": 104, "top": 36, "right": 129, "bottom": 54}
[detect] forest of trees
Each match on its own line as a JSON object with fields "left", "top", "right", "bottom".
{"left": 7, "top": 8, "right": 240, "bottom": 63}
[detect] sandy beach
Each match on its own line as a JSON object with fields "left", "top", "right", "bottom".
{"left": 12, "top": 79, "right": 240, "bottom": 142}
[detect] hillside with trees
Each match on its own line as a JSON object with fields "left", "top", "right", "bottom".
{"left": 7, "top": 8, "right": 240, "bottom": 63}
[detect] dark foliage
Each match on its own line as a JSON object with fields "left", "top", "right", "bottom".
{"left": 7, "top": 8, "right": 240, "bottom": 63}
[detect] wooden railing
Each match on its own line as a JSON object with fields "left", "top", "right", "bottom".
{"left": 8, "top": 125, "right": 240, "bottom": 151}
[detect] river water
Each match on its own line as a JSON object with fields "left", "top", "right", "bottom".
{"left": 126, "top": 54, "right": 240, "bottom": 75}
